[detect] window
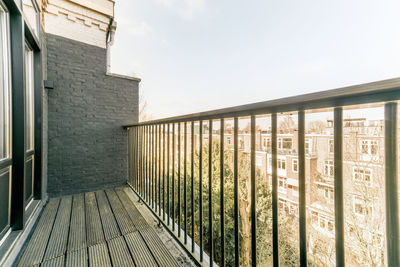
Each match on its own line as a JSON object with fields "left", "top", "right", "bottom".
{"left": 353, "top": 167, "right": 372, "bottom": 185}
{"left": 278, "top": 159, "right": 286, "bottom": 170}
{"left": 227, "top": 136, "right": 232, "bottom": 145}
{"left": 305, "top": 139, "right": 310, "bottom": 153}
{"left": 0, "top": 3, "right": 10, "bottom": 160}
{"left": 324, "top": 188, "right": 334, "bottom": 201}
{"left": 262, "top": 137, "right": 271, "bottom": 149}
{"left": 353, "top": 196, "right": 372, "bottom": 216}
{"left": 328, "top": 139, "right": 334, "bottom": 153}
{"left": 324, "top": 160, "right": 334, "bottom": 177}
{"left": 278, "top": 177, "right": 287, "bottom": 189}
{"left": 292, "top": 159, "right": 298, "bottom": 172}
{"left": 361, "top": 140, "right": 379, "bottom": 155}
{"left": 25, "top": 43, "right": 34, "bottom": 151}
{"left": 278, "top": 137, "right": 292, "bottom": 150}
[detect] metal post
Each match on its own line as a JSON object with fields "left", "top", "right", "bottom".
{"left": 251, "top": 116, "right": 256, "bottom": 267}
{"left": 234, "top": 117, "right": 239, "bottom": 267}
{"left": 272, "top": 113, "right": 278, "bottom": 267}
{"left": 191, "top": 122, "right": 195, "bottom": 253}
{"left": 385, "top": 102, "right": 399, "bottom": 266}
{"left": 220, "top": 118, "right": 225, "bottom": 267}
{"left": 298, "top": 111, "right": 307, "bottom": 267}
{"left": 334, "top": 107, "right": 345, "bottom": 267}
{"left": 199, "top": 120, "right": 204, "bottom": 262}
{"left": 184, "top": 122, "right": 188, "bottom": 244}
{"left": 209, "top": 120, "right": 213, "bottom": 266}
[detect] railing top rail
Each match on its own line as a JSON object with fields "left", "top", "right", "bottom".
{"left": 124, "top": 77, "right": 400, "bottom": 128}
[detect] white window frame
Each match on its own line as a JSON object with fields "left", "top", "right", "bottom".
{"left": 25, "top": 42, "right": 34, "bottom": 152}
{"left": 352, "top": 166, "right": 372, "bottom": 186}
{"left": 278, "top": 158, "right": 286, "bottom": 170}
{"left": 360, "top": 139, "right": 379, "bottom": 156}
{"left": 0, "top": 2, "right": 11, "bottom": 161}
{"left": 353, "top": 196, "right": 373, "bottom": 217}
{"left": 328, "top": 139, "right": 334, "bottom": 153}
{"left": 324, "top": 160, "right": 334, "bottom": 177}
{"left": 292, "top": 158, "right": 298, "bottom": 173}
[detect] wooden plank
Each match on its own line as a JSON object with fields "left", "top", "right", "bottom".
{"left": 44, "top": 196, "right": 72, "bottom": 260}
{"left": 85, "top": 192, "right": 104, "bottom": 246}
{"left": 115, "top": 188, "right": 149, "bottom": 230}
{"left": 40, "top": 255, "right": 64, "bottom": 267}
{"left": 95, "top": 191, "right": 120, "bottom": 240}
{"left": 66, "top": 249, "right": 88, "bottom": 267}
{"left": 125, "top": 231, "right": 157, "bottom": 267}
{"left": 139, "top": 227, "right": 180, "bottom": 267}
{"left": 107, "top": 236, "right": 134, "bottom": 267}
{"left": 17, "top": 198, "right": 60, "bottom": 267}
{"left": 105, "top": 189, "right": 136, "bottom": 235}
{"left": 88, "top": 242, "right": 111, "bottom": 267}
{"left": 67, "top": 194, "right": 86, "bottom": 252}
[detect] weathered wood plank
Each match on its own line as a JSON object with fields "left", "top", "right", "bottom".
{"left": 85, "top": 192, "right": 104, "bottom": 246}
{"left": 125, "top": 231, "right": 158, "bottom": 267}
{"left": 44, "top": 196, "right": 72, "bottom": 260}
{"left": 107, "top": 236, "right": 134, "bottom": 267}
{"left": 95, "top": 191, "right": 120, "bottom": 240}
{"left": 140, "top": 227, "right": 180, "bottom": 267}
{"left": 105, "top": 189, "right": 136, "bottom": 235}
{"left": 67, "top": 194, "right": 86, "bottom": 252}
{"left": 40, "top": 255, "right": 64, "bottom": 267}
{"left": 115, "top": 188, "right": 149, "bottom": 230}
{"left": 88, "top": 243, "right": 111, "bottom": 267}
{"left": 66, "top": 248, "right": 88, "bottom": 267}
{"left": 17, "top": 198, "right": 60, "bottom": 267}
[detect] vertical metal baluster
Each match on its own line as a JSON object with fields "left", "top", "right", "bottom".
{"left": 159, "top": 124, "right": 162, "bottom": 216}
{"left": 191, "top": 122, "right": 195, "bottom": 253}
{"left": 140, "top": 126, "right": 142, "bottom": 196}
{"left": 251, "top": 116, "right": 256, "bottom": 267}
{"left": 167, "top": 124, "right": 170, "bottom": 226}
{"left": 334, "top": 107, "right": 344, "bottom": 267}
{"left": 234, "top": 117, "right": 239, "bottom": 267}
{"left": 178, "top": 123, "right": 181, "bottom": 237}
{"left": 209, "top": 120, "right": 213, "bottom": 266}
{"left": 146, "top": 125, "right": 148, "bottom": 202}
{"left": 298, "top": 111, "right": 307, "bottom": 267}
{"left": 150, "top": 125, "right": 154, "bottom": 208}
{"left": 143, "top": 126, "right": 145, "bottom": 199}
{"left": 272, "top": 113, "right": 278, "bottom": 267}
{"left": 220, "top": 119, "right": 225, "bottom": 267}
{"left": 184, "top": 122, "right": 188, "bottom": 244}
{"left": 134, "top": 127, "right": 137, "bottom": 189}
{"left": 385, "top": 102, "right": 399, "bottom": 266}
{"left": 155, "top": 124, "right": 158, "bottom": 212}
{"left": 199, "top": 120, "right": 204, "bottom": 262}
{"left": 151, "top": 125, "right": 157, "bottom": 209}
{"left": 163, "top": 124, "right": 166, "bottom": 220}
{"left": 172, "top": 123, "right": 176, "bottom": 231}
{"left": 134, "top": 127, "right": 137, "bottom": 190}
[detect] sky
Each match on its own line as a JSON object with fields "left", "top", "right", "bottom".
{"left": 110, "top": 0, "right": 400, "bottom": 121}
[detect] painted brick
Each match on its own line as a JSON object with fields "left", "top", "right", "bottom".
{"left": 46, "top": 34, "right": 139, "bottom": 196}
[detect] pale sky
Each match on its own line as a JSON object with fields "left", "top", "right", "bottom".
{"left": 110, "top": 0, "right": 400, "bottom": 121}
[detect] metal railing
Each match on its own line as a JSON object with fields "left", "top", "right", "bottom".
{"left": 124, "top": 77, "right": 400, "bottom": 267}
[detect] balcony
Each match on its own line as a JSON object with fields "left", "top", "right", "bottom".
{"left": 16, "top": 187, "right": 188, "bottom": 267}
{"left": 122, "top": 78, "right": 400, "bottom": 267}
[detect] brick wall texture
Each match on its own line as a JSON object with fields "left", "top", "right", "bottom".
{"left": 46, "top": 33, "right": 139, "bottom": 196}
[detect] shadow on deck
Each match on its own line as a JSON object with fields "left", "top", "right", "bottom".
{"left": 16, "top": 187, "right": 190, "bottom": 267}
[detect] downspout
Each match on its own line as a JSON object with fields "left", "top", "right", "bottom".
{"left": 106, "top": 17, "right": 116, "bottom": 73}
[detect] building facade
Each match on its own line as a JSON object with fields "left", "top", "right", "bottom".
{"left": 0, "top": 0, "right": 139, "bottom": 264}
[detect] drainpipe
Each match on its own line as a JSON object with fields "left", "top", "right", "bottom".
{"left": 106, "top": 17, "right": 116, "bottom": 73}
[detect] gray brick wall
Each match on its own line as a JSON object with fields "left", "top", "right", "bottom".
{"left": 46, "top": 34, "right": 139, "bottom": 196}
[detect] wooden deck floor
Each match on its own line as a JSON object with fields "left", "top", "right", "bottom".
{"left": 17, "top": 187, "right": 181, "bottom": 267}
